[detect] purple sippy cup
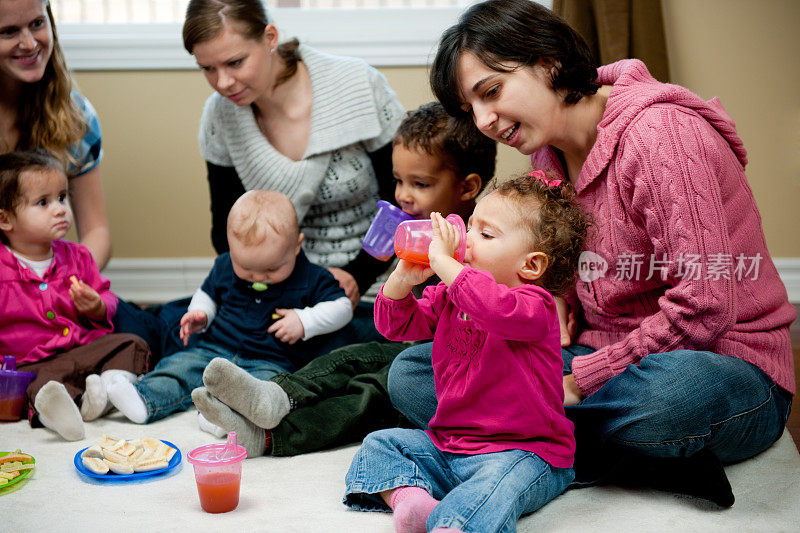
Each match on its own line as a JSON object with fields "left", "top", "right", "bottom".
{"left": 362, "top": 201, "right": 413, "bottom": 261}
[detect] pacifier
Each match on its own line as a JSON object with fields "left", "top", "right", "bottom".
{"left": 251, "top": 282, "right": 268, "bottom": 292}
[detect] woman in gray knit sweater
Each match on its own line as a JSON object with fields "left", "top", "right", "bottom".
{"left": 183, "top": 0, "right": 405, "bottom": 306}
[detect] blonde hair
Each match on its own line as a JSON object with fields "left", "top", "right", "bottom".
{"left": 16, "top": 2, "right": 85, "bottom": 174}
{"left": 227, "top": 190, "right": 298, "bottom": 247}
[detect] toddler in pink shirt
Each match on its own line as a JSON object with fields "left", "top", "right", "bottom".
{"left": 344, "top": 172, "right": 589, "bottom": 533}
{"left": 0, "top": 150, "right": 148, "bottom": 440}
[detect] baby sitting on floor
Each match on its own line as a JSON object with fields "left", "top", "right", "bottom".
{"left": 108, "top": 190, "right": 353, "bottom": 440}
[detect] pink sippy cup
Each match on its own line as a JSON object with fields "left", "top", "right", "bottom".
{"left": 394, "top": 214, "right": 466, "bottom": 266}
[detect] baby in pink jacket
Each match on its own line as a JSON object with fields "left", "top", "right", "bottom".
{"left": 0, "top": 150, "right": 148, "bottom": 440}
{"left": 344, "top": 172, "right": 589, "bottom": 533}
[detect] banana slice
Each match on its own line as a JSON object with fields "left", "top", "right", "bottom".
{"left": 104, "top": 459, "right": 134, "bottom": 475}
{"left": 82, "top": 457, "right": 110, "bottom": 475}
{"left": 102, "top": 448, "right": 129, "bottom": 465}
{"left": 99, "top": 435, "right": 119, "bottom": 449}
{"left": 134, "top": 458, "right": 168, "bottom": 472}
{"left": 81, "top": 444, "right": 104, "bottom": 460}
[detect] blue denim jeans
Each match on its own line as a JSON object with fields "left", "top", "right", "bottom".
{"left": 388, "top": 342, "right": 792, "bottom": 480}
{"left": 344, "top": 428, "right": 574, "bottom": 533}
{"left": 135, "top": 340, "right": 288, "bottom": 422}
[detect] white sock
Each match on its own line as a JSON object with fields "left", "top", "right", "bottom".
{"left": 80, "top": 374, "right": 108, "bottom": 421}
{"left": 107, "top": 375, "right": 148, "bottom": 424}
{"left": 34, "top": 381, "right": 85, "bottom": 441}
{"left": 197, "top": 412, "right": 228, "bottom": 438}
{"left": 100, "top": 369, "right": 138, "bottom": 388}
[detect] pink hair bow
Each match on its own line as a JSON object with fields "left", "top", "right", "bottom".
{"left": 527, "top": 169, "right": 562, "bottom": 187}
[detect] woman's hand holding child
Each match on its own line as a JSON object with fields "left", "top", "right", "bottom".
{"left": 554, "top": 296, "right": 577, "bottom": 347}
{"left": 267, "top": 309, "right": 304, "bottom": 344}
{"left": 179, "top": 310, "right": 208, "bottom": 345}
{"left": 69, "top": 278, "right": 106, "bottom": 322}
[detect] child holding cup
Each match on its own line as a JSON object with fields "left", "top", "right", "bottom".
{"left": 343, "top": 172, "right": 590, "bottom": 533}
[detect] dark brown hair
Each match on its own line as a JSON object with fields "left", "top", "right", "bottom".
{"left": 394, "top": 102, "right": 496, "bottom": 192}
{"left": 491, "top": 172, "right": 590, "bottom": 296}
{"left": 431, "top": 0, "right": 600, "bottom": 119}
{"left": 15, "top": 1, "right": 85, "bottom": 174}
{"left": 182, "top": 0, "right": 300, "bottom": 88}
{"left": 0, "top": 149, "right": 65, "bottom": 244}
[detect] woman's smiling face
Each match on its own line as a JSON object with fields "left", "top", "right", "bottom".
{"left": 455, "top": 52, "right": 563, "bottom": 156}
{"left": 0, "top": 0, "right": 53, "bottom": 86}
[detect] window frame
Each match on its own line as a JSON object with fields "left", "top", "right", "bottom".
{"left": 59, "top": 7, "right": 471, "bottom": 69}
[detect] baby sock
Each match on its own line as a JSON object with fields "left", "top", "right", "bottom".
{"left": 34, "top": 381, "right": 85, "bottom": 441}
{"left": 82, "top": 370, "right": 139, "bottom": 421}
{"left": 197, "top": 412, "right": 228, "bottom": 438}
{"left": 107, "top": 375, "right": 148, "bottom": 424}
{"left": 388, "top": 486, "right": 440, "bottom": 533}
{"left": 100, "top": 369, "right": 138, "bottom": 388}
{"left": 202, "top": 357, "right": 291, "bottom": 429}
{"left": 192, "top": 387, "right": 266, "bottom": 457}
{"left": 80, "top": 374, "right": 108, "bottom": 421}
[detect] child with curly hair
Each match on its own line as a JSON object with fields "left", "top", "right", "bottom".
{"left": 343, "top": 171, "right": 590, "bottom": 533}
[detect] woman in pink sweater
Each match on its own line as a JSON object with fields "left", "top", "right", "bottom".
{"left": 387, "top": 0, "right": 796, "bottom": 509}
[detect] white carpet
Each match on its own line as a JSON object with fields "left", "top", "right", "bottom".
{"left": 2, "top": 409, "right": 800, "bottom": 532}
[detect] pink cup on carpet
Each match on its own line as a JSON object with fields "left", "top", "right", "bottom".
{"left": 187, "top": 432, "right": 247, "bottom": 513}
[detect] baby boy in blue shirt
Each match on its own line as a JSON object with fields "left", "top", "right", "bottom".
{"left": 109, "top": 190, "right": 352, "bottom": 424}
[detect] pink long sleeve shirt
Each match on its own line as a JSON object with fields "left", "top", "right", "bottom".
{"left": 0, "top": 240, "right": 117, "bottom": 363}
{"left": 531, "top": 59, "right": 796, "bottom": 397}
{"left": 375, "top": 267, "right": 575, "bottom": 469}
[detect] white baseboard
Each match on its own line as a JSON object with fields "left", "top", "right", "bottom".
{"left": 773, "top": 258, "right": 800, "bottom": 304}
{"left": 103, "top": 257, "right": 214, "bottom": 303}
{"left": 103, "top": 256, "right": 800, "bottom": 305}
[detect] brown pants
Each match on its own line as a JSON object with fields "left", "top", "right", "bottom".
{"left": 19, "top": 333, "right": 149, "bottom": 425}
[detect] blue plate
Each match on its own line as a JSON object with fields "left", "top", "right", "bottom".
{"left": 74, "top": 440, "right": 181, "bottom": 481}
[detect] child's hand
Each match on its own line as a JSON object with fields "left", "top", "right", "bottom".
{"left": 383, "top": 260, "right": 433, "bottom": 300}
{"left": 427, "top": 212, "right": 464, "bottom": 286}
{"left": 268, "top": 309, "right": 304, "bottom": 344}
{"left": 179, "top": 310, "right": 208, "bottom": 345}
{"left": 69, "top": 279, "right": 106, "bottom": 321}
{"left": 428, "top": 212, "right": 459, "bottom": 264}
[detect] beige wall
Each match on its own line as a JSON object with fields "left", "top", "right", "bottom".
{"left": 72, "top": 0, "right": 800, "bottom": 259}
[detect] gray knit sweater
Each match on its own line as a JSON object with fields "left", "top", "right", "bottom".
{"left": 199, "top": 45, "right": 404, "bottom": 268}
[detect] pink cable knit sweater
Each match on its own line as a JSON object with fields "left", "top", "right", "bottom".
{"left": 531, "top": 59, "right": 796, "bottom": 397}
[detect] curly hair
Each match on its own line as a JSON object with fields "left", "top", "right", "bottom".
{"left": 431, "top": 0, "right": 600, "bottom": 120}
{"left": 183, "top": 0, "right": 301, "bottom": 89}
{"left": 394, "top": 102, "right": 496, "bottom": 190}
{"left": 491, "top": 172, "right": 590, "bottom": 296}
